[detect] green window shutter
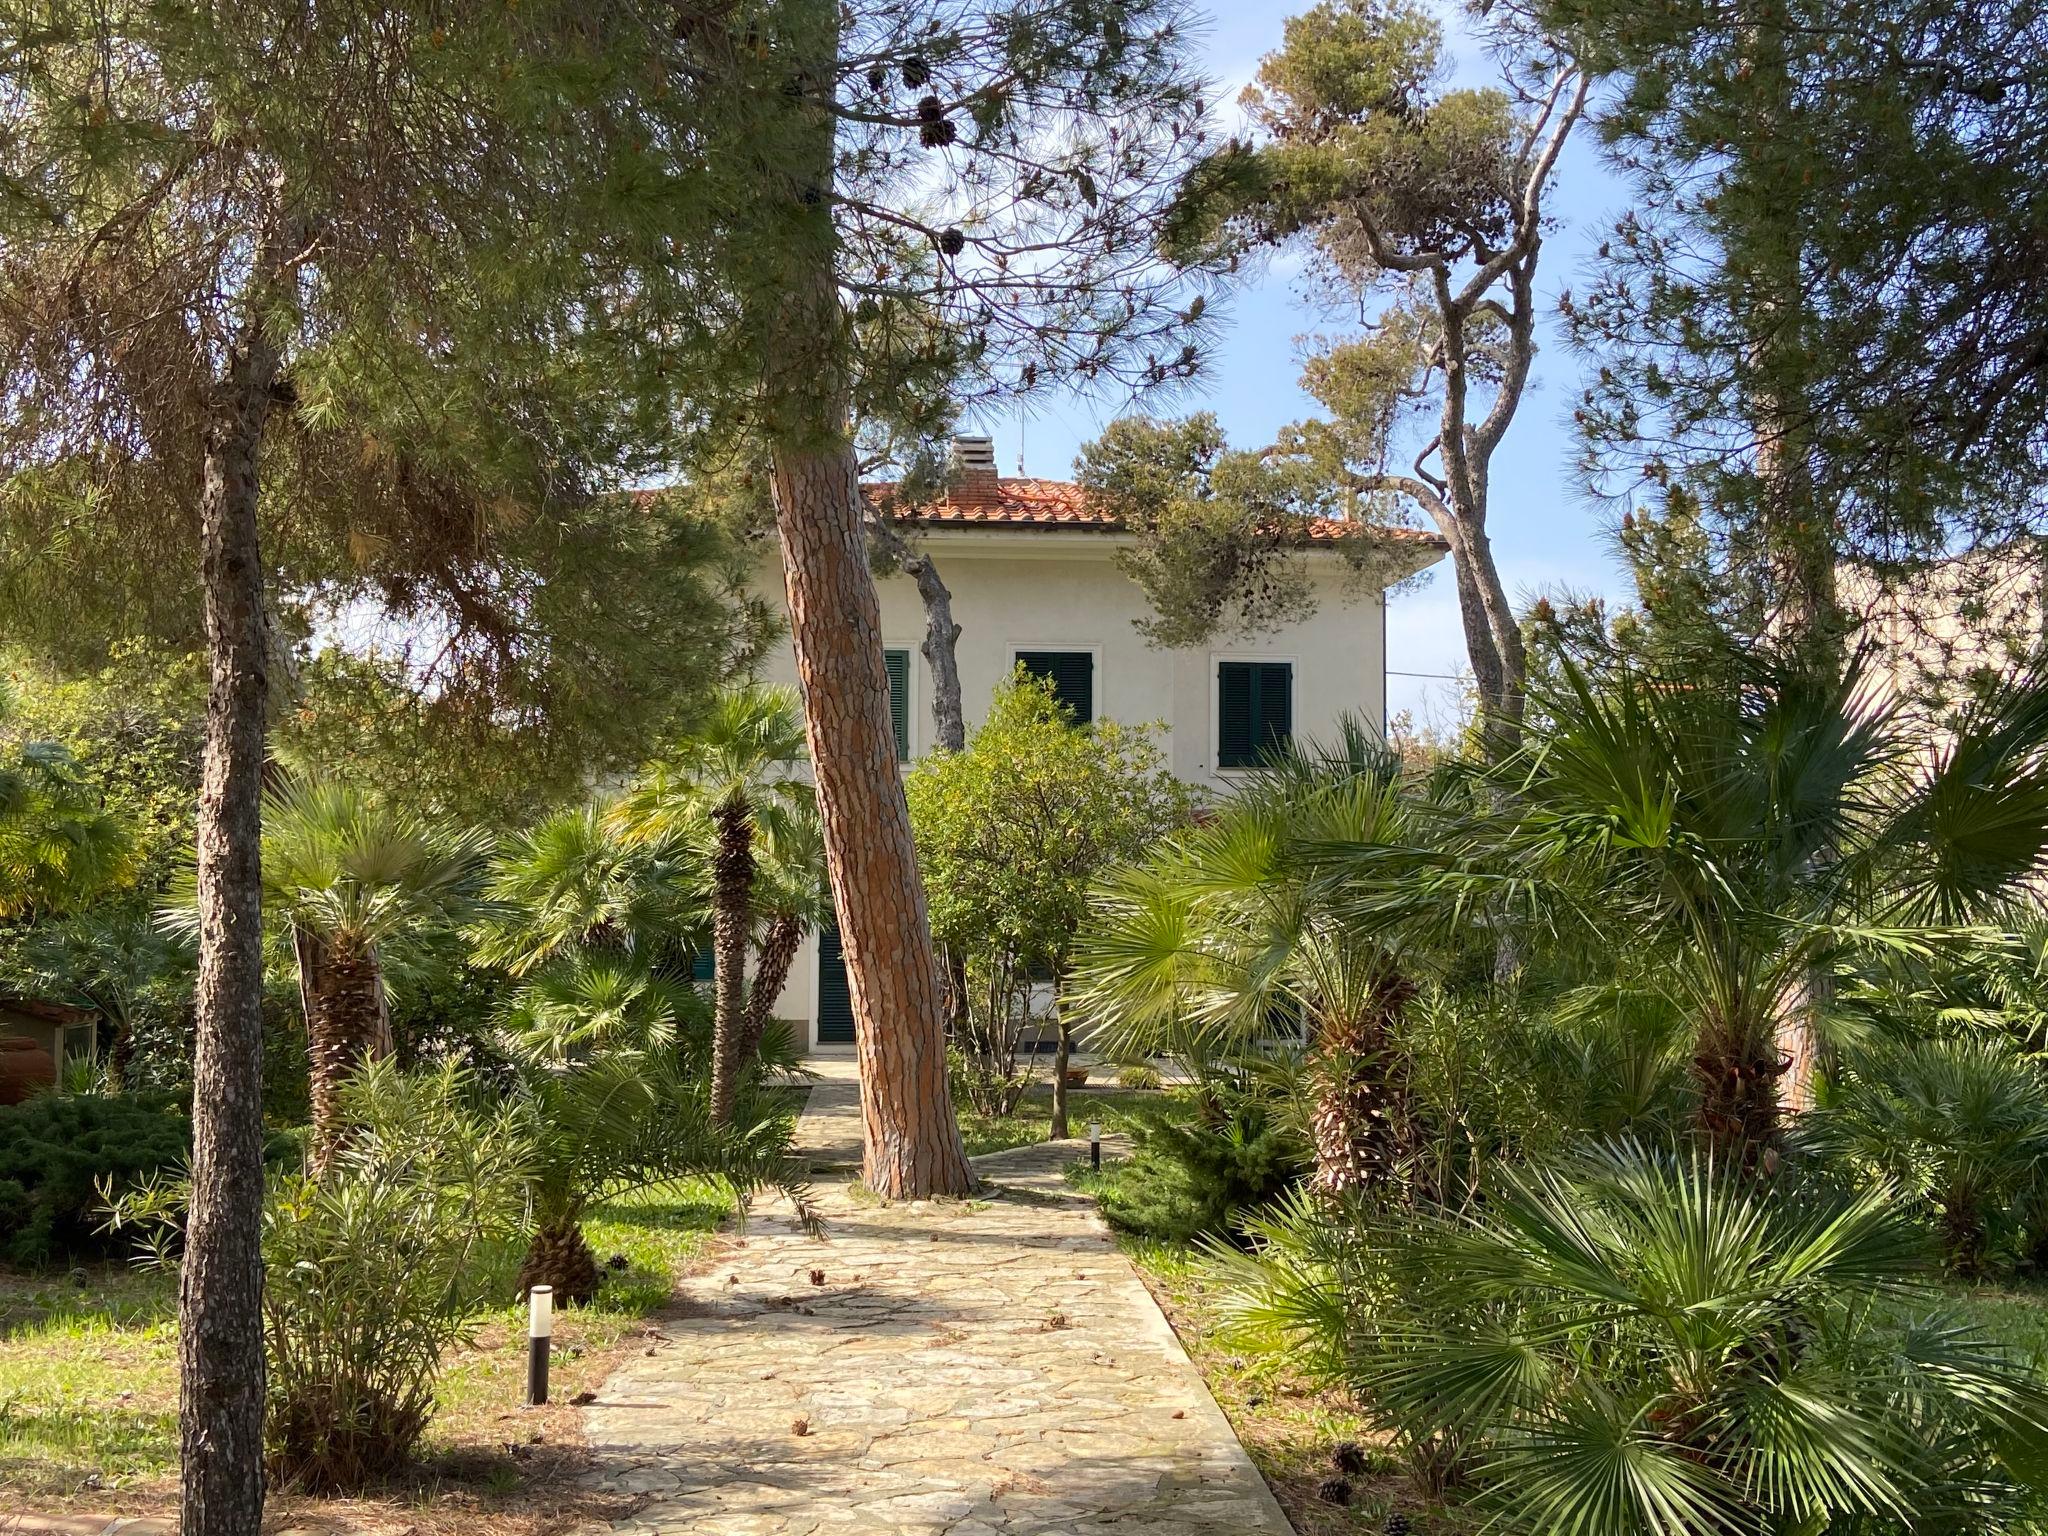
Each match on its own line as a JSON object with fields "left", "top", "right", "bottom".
{"left": 690, "top": 948, "right": 715, "bottom": 984}
{"left": 1218, "top": 661, "right": 1292, "bottom": 768}
{"left": 1016, "top": 650, "right": 1094, "bottom": 722}
{"left": 816, "top": 922, "right": 856, "bottom": 1044}
{"left": 1217, "top": 662, "right": 1256, "bottom": 767}
{"left": 885, "top": 648, "right": 910, "bottom": 761}
{"left": 1257, "top": 661, "right": 1293, "bottom": 754}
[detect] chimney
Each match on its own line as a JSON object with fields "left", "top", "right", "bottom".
{"left": 946, "top": 434, "right": 1000, "bottom": 507}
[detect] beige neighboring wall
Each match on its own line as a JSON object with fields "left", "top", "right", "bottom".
{"left": 1847, "top": 543, "right": 2046, "bottom": 715}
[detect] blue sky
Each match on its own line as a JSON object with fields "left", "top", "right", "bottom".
{"left": 985, "top": 2, "right": 1637, "bottom": 727}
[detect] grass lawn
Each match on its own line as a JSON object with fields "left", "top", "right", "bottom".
{"left": 0, "top": 1180, "right": 731, "bottom": 1533}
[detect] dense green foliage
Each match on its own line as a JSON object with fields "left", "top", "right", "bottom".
{"left": 0, "top": 1093, "right": 189, "bottom": 1266}
{"left": 910, "top": 675, "right": 1191, "bottom": 1121}
{"left": 1213, "top": 1145, "right": 2048, "bottom": 1531}
{"left": 1548, "top": 0, "right": 2048, "bottom": 617}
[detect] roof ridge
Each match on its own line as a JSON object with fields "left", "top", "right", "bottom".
{"left": 861, "top": 475, "right": 1447, "bottom": 549}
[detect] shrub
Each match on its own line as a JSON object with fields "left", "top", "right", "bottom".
{"left": 1210, "top": 1143, "right": 2048, "bottom": 1530}
{"left": 106, "top": 1063, "right": 527, "bottom": 1490}
{"left": 1115, "top": 1064, "right": 1163, "bottom": 1091}
{"left": 1094, "top": 1087, "right": 1305, "bottom": 1243}
{"left": 0, "top": 1092, "right": 188, "bottom": 1266}
{"left": 1811, "top": 1036, "right": 2048, "bottom": 1276}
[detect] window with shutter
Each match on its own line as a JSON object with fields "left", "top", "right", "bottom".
{"left": 816, "top": 922, "right": 856, "bottom": 1044}
{"left": 1217, "top": 661, "right": 1294, "bottom": 768}
{"left": 690, "top": 948, "right": 715, "bottom": 984}
{"left": 885, "top": 648, "right": 910, "bottom": 761}
{"left": 1015, "top": 649, "right": 1095, "bottom": 723}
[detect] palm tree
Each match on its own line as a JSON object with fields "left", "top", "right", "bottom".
{"left": 499, "top": 951, "right": 686, "bottom": 1068}
{"left": 734, "top": 790, "right": 828, "bottom": 1072}
{"left": 1210, "top": 1143, "right": 2048, "bottom": 1530}
{"left": 1813, "top": 1036, "right": 2048, "bottom": 1276}
{"left": 615, "top": 686, "right": 809, "bottom": 1124}
{"left": 472, "top": 797, "right": 704, "bottom": 977}
{"left": 1072, "top": 726, "right": 1432, "bottom": 1196}
{"left": 0, "top": 735, "right": 133, "bottom": 921}
{"left": 513, "top": 1051, "right": 814, "bottom": 1303}
{"left": 254, "top": 777, "right": 488, "bottom": 1169}
{"left": 1374, "top": 648, "right": 2048, "bottom": 1161}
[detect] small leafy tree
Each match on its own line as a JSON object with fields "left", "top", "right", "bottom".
{"left": 909, "top": 675, "right": 1191, "bottom": 1137}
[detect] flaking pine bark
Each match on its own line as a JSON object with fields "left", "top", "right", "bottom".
{"left": 771, "top": 434, "right": 973, "bottom": 1198}
{"left": 183, "top": 320, "right": 280, "bottom": 1536}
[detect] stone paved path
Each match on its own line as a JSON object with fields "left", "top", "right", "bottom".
{"left": 579, "top": 1079, "right": 1293, "bottom": 1535}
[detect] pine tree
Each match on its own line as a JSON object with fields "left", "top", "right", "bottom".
{"left": 623, "top": 0, "right": 1217, "bottom": 1196}
{"left": 1545, "top": 0, "right": 2048, "bottom": 665}
{"left": 0, "top": 6, "right": 738, "bottom": 1529}
{"left": 1161, "top": 0, "right": 1586, "bottom": 758}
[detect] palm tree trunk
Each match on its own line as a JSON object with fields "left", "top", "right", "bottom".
{"left": 737, "top": 910, "right": 805, "bottom": 1070}
{"left": 709, "top": 799, "right": 755, "bottom": 1126}
{"left": 1050, "top": 1022, "right": 1072, "bottom": 1140}
{"left": 1692, "top": 1021, "right": 1787, "bottom": 1167}
{"left": 182, "top": 319, "right": 280, "bottom": 1536}
{"left": 301, "top": 929, "right": 393, "bottom": 1173}
{"left": 1307, "top": 976, "right": 1416, "bottom": 1197}
{"left": 517, "top": 1214, "right": 602, "bottom": 1307}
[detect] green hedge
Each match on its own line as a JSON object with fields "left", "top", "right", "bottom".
{"left": 0, "top": 1093, "right": 190, "bottom": 1267}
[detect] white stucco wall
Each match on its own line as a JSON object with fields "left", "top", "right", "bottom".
{"left": 751, "top": 525, "right": 1439, "bottom": 1051}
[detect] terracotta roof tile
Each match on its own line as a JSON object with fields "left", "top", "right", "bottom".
{"left": 864, "top": 475, "right": 1446, "bottom": 548}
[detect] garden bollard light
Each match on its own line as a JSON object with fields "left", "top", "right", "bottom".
{"left": 1090, "top": 1121, "right": 1101, "bottom": 1171}
{"left": 527, "top": 1285, "right": 553, "bottom": 1406}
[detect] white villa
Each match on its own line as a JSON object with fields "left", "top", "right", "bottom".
{"left": 753, "top": 436, "right": 1447, "bottom": 1053}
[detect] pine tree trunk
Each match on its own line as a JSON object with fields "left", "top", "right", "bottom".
{"left": 181, "top": 327, "right": 281, "bottom": 1536}
{"left": 909, "top": 548, "right": 966, "bottom": 753}
{"left": 709, "top": 799, "right": 755, "bottom": 1126}
{"left": 301, "top": 929, "right": 394, "bottom": 1174}
{"left": 737, "top": 911, "right": 805, "bottom": 1069}
{"left": 772, "top": 437, "right": 974, "bottom": 1197}
{"left": 865, "top": 513, "right": 965, "bottom": 753}
{"left": 763, "top": 0, "right": 970, "bottom": 1199}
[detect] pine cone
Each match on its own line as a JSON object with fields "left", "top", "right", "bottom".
{"left": 866, "top": 64, "right": 888, "bottom": 90}
{"left": 939, "top": 227, "right": 966, "bottom": 256}
{"left": 1316, "top": 1477, "right": 1353, "bottom": 1506}
{"left": 921, "top": 118, "right": 957, "bottom": 148}
{"left": 902, "top": 54, "right": 932, "bottom": 87}
{"left": 1333, "top": 1441, "right": 1367, "bottom": 1476}
{"left": 1385, "top": 1514, "right": 1413, "bottom": 1536}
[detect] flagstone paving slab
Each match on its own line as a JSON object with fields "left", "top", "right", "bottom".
{"left": 580, "top": 1081, "right": 1293, "bottom": 1535}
